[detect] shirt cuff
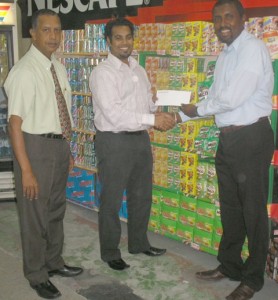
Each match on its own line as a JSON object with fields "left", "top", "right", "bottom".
{"left": 196, "top": 105, "right": 204, "bottom": 116}
{"left": 142, "top": 113, "right": 155, "bottom": 126}
{"left": 178, "top": 111, "right": 192, "bottom": 123}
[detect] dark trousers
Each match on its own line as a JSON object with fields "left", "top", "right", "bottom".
{"left": 95, "top": 131, "right": 152, "bottom": 262}
{"left": 13, "top": 133, "right": 70, "bottom": 285}
{"left": 216, "top": 118, "right": 274, "bottom": 291}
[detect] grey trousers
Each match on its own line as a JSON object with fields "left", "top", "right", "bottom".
{"left": 13, "top": 133, "right": 70, "bottom": 285}
{"left": 95, "top": 131, "right": 153, "bottom": 262}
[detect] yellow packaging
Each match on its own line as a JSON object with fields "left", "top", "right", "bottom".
{"left": 145, "top": 23, "right": 152, "bottom": 36}
{"left": 165, "top": 24, "right": 173, "bottom": 38}
{"left": 202, "top": 22, "right": 214, "bottom": 39}
{"left": 192, "top": 21, "right": 205, "bottom": 37}
{"left": 157, "top": 36, "right": 166, "bottom": 52}
{"left": 151, "top": 23, "right": 159, "bottom": 36}
{"left": 145, "top": 36, "right": 152, "bottom": 51}
{"left": 186, "top": 58, "right": 198, "bottom": 72}
{"left": 181, "top": 73, "right": 190, "bottom": 89}
{"left": 185, "top": 22, "right": 193, "bottom": 37}
{"left": 186, "top": 168, "right": 196, "bottom": 182}
{"left": 186, "top": 137, "right": 195, "bottom": 151}
{"left": 138, "top": 36, "right": 146, "bottom": 51}
{"left": 191, "top": 37, "right": 203, "bottom": 52}
{"left": 186, "top": 180, "right": 197, "bottom": 196}
{"left": 160, "top": 174, "right": 168, "bottom": 188}
{"left": 151, "top": 36, "right": 158, "bottom": 51}
{"left": 138, "top": 24, "right": 146, "bottom": 37}
{"left": 187, "top": 153, "right": 198, "bottom": 168}
{"left": 184, "top": 39, "right": 192, "bottom": 52}
{"left": 189, "top": 89, "right": 198, "bottom": 104}
{"left": 164, "top": 38, "right": 172, "bottom": 54}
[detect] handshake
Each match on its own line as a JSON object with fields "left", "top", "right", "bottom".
{"left": 154, "top": 112, "right": 180, "bottom": 131}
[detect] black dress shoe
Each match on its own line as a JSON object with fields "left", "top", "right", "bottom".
{"left": 107, "top": 258, "right": 130, "bottom": 271}
{"left": 226, "top": 283, "right": 255, "bottom": 300}
{"left": 30, "top": 280, "right": 61, "bottom": 299}
{"left": 48, "top": 265, "right": 83, "bottom": 277}
{"left": 195, "top": 268, "right": 227, "bottom": 281}
{"left": 142, "top": 246, "right": 166, "bottom": 257}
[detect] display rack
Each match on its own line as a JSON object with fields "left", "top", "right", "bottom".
{"left": 62, "top": 21, "right": 278, "bottom": 258}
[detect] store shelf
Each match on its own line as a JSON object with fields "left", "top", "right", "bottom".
{"left": 0, "top": 190, "right": 16, "bottom": 199}
{"left": 56, "top": 51, "right": 108, "bottom": 57}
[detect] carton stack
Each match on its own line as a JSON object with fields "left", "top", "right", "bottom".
{"left": 66, "top": 168, "right": 97, "bottom": 207}
{"left": 266, "top": 221, "right": 278, "bottom": 282}
{"left": 262, "top": 16, "right": 278, "bottom": 59}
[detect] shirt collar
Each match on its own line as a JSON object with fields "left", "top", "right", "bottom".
{"left": 30, "top": 44, "right": 57, "bottom": 69}
{"left": 223, "top": 29, "right": 247, "bottom": 53}
{"left": 108, "top": 52, "right": 138, "bottom": 70}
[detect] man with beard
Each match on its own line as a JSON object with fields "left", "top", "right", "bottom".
{"left": 177, "top": 1, "right": 274, "bottom": 299}
{"left": 89, "top": 18, "right": 174, "bottom": 271}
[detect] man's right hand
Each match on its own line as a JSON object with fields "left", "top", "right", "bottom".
{"left": 154, "top": 112, "right": 176, "bottom": 131}
{"left": 8, "top": 115, "right": 39, "bottom": 201}
{"left": 22, "top": 170, "right": 39, "bottom": 200}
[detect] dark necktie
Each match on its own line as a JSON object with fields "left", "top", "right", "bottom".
{"left": 50, "top": 64, "right": 72, "bottom": 142}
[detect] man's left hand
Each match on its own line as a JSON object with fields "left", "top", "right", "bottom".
{"left": 180, "top": 104, "right": 199, "bottom": 118}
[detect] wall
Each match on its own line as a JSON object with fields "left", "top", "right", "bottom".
{"left": 87, "top": 0, "right": 278, "bottom": 25}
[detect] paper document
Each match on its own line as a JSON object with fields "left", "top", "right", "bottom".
{"left": 155, "top": 90, "right": 191, "bottom": 106}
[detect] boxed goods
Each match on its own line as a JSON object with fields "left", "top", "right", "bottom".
{"left": 196, "top": 200, "right": 216, "bottom": 219}
{"left": 179, "top": 208, "right": 196, "bottom": 227}
{"left": 161, "top": 202, "right": 179, "bottom": 221}
{"left": 214, "top": 215, "right": 223, "bottom": 237}
{"left": 161, "top": 190, "right": 180, "bottom": 207}
{"left": 160, "top": 217, "right": 177, "bottom": 239}
{"left": 66, "top": 168, "right": 96, "bottom": 207}
{"left": 176, "top": 222, "right": 194, "bottom": 243}
{"left": 148, "top": 215, "right": 160, "bottom": 233}
{"left": 180, "top": 195, "right": 197, "bottom": 212}
{"left": 193, "top": 228, "right": 213, "bottom": 248}
{"left": 195, "top": 214, "right": 214, "bottom": 233}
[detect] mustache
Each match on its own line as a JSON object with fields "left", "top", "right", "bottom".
{"left": 218, "top": 26, "right": 231, "bottom": 31}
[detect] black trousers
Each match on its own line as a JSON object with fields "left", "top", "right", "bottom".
{"left": 216, "top": 118, "right": 274, "bottom": 291}
{"left": 95, "top": 131, "right": 153, "bottom": 262}
{"left": 13, "top": 133, "right": 70, "bottom": 285}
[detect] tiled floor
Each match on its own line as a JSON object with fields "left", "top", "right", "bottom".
{"left": 0, "top": 200, "right": 277, "bottom": 300}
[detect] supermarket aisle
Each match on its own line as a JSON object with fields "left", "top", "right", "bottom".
{"left": 0, "top": 201, "right": 277, "bottom": 300}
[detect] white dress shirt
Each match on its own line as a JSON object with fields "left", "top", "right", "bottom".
{"left": 180, "top": 30, "right": 274, "bottom": 127}
{"left": 4, "top": 44, "right": 72, "bottom": 134}
{"left": 89, "top": 53, "right": 157, "bottom": 132}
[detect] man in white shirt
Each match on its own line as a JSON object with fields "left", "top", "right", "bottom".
{"left": 90, "top": 18, "right": 175, "bottom": 271}
{"left": 178, "top": 1, "right": 274, "bottom": 299}
{"left": 4, "top": 9, "right": 83, "bottom": 299}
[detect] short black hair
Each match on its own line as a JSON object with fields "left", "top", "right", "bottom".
{"left": 105, "top": 18, "right": 134, "bottom": 40}
{"left": 31, "top": 9, "right": 59, "bottom": 29}
{"left": 213, "top": 0, "right": 245, "bottom": 17}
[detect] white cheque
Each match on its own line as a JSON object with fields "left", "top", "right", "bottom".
{"left": 155, "top": 90, "right": 192, "bottom": 106}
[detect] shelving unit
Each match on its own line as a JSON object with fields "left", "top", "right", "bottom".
{"left": 0, "top": 98, "right": 15, "bottom": 202}
{"left": 62, "top": 21, "right": 278, "bottom": 259}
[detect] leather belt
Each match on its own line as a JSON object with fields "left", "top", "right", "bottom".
{"left": 40, "top": 133, "right": 65, "bottom": 139}
{"left": 219, "top": 116, "right": 268, "bottom": 134}
{"left": 97, "top": 130, "right": 146, "bottom": 135}
{"left": 120, "top": 130, "right": 146, "bottom": 135}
